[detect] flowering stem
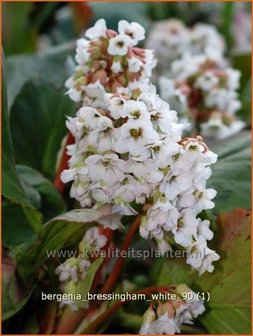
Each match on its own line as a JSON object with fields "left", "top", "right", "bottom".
{"left": 81, "top": 286, "right": 171, "bottom": 334}
{"left": 100, "top": 205, "right": 149, "bottom": 295}
{"left": 53, "top": 227, "right": 113, "bottom": 334}
{"left": 54, "top": 132, "right": 74, "bottom": 194}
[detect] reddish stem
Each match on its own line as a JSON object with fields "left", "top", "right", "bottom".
{"left": 99, "top": 210, "right": 145, "bottom": 295}
{"left": 54, "top": 132, "right": 75, "bottom": 194}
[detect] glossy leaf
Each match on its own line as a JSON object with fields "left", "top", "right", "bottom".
{"left": 15, "top": 206, "right": 111, "bottom": 284}
{"left": 17, "top": 165, "right": 66, "bottom": 221}
{"left": 208, "top": 132, "right": 251, "bottom": 213}
{"left": 6, "top": 43, "right": 74, "bottom": 108}
{"left": 2, "top": 53, "right": 42, "bottom": 247}
{"left": 10, "top": 80, "right": 75, "bottom": 181}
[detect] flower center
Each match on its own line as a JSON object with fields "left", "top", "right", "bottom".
{"left": 153, "top": 146, "right": 160, "bottom": 153}
{"left": 116, "top": 40, "right": 124, "bottom": 48}
{"left": 103, "top": 158, "right": 111, "bottom": 167}
{"left": 151, "top": 112, "right": 161, "bottom": 121}
{"left": 130, "top": 128, "right": 143, "bottom": 138}
{"left": 172, "top": 153, "right": 180, "bottom": 161}
{"left": 189, "top": 145, "right": 197, "bottom": 151}
{"left": 131, "top": 110, "right": 141, "bottom": 119}
{"left": 177, "top": 218, "right": 184, "bottom": 229}
{"left": 169, "top": 175, "right": 176, "bottom": 184}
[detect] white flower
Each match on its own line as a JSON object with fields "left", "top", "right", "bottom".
{"left": 75, "top": 38, "right": 90, "bottom": 65}
{"left": 107, "top": 95, "right": 127, "bottom": 119}
{"left": 111, "top": 60, "right": 122, "bottom": 73}
{"left": 123, "top": 100, "right": 150, "bottom": 121}
{"left": 108, "top": 34, "right": 132, "bottom": 56}
{"left": 175, "top": 296, "right": 205, "bottom": 325}
{"left": 226, "top": 69, "right": 241, "bottom": 90}
{"left": 128, "top": 57, "right": 142, "bottom": 72}
{"left": 55, "top": 258, "right": 91, "bottom": 283}
{"left": 178, "top": 188, "right": 217, "bottom": 213}
{"left": 195, "top": 71, "right": 219, "bottom": 91}
{"left": 146, "top": 314, "right": 180, "bottom": 334}
{"left": 156, "top": 238, "right": 172, "bottom": 255}
{"left": 82, "top": 227, "right": 107, "bottom": 250}
{"left": 160, "top": 172, "right": 192, "bottom": 201}
{"left": 115, "top": 119, "right": 159, "bottom": 158}
{"left": 118, "top": 20, "right": 145, "bottom": 46}
{"left": 186, "top": 236, "right": 220, "bottom": 274}
{"left": 88, "top": 116, "right": 120, "bottom": 152}
{"left": 126, "top": 157, "right": 154, "bottom": 178}
{"left": 201, "top": 116, "right": 244, "bottom": 140}
{"left": 65, "top": 77, "right": 82, "bottom": 102}
{"left": 172, "top": 209, "right": 198, "bottom": 247}
{"left": 85, "top": 19, "right": 107, "bottom": 39}
{"left": 150, "top": 100, "right": 178, "bottom": 134}
{"left": 99, "top": 212, "right": 123, "bottom": 230}
{"left": 197, "top": 219, "right": 214, "bottom": 241}
{"left": 85, "top": 154, "right": 125, "bottom": 185}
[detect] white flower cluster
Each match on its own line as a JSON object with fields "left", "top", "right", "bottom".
{"left": 62, "top": 84, "right": 219, "bottom": 274}
{"left": 62, "top": 19, "right": 219, "bottom": 276}
{"left": 55, "top": 227, "right": 107, "bottom": 311}
{"left": 160, "top": 54, "right": 244, "bottom": 139}
{"left": 139, "top": 284, "right": 205, "bottom": 334}
{"left": 146, "top": 19, "right": 225, "bottom": 78}
{"left": 66, "top": 19, "right": 156, "bottom": 108}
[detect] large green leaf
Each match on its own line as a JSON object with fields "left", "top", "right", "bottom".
{"left": 208, "top": 132, "right": 251, "bottom": 213}
{"left": 6, "top": 43, "right": 74, "bottom": 108}
{"left": 197, "top": 209, "right": 251, "bottom": 334}
{"left": 155, "top": 209, "right": 251, "bottom": 334}
{"left": 10, "top": 80, "right": 75, "bottom": 180}
{"left": 2, "top": 53, "right": 42, "bottom": 247}
{"left": 2, "top": 53, "right": 30, "bottom": 207}
{"left": 2, "top": 250, "right": 35, "bottom": 321}
{"left": 17, "top": 165, "right": 66, "bottom": 221}
{"left": 15, "top": 206, "right": 111, "bottom": 284}
{"left": 3, "top": 200, "right": 41, "bottom": 247}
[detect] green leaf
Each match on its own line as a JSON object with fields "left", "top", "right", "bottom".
{"left": 2, "top": 52, "right": 42, "bottom": 247}
{"left": 17, "top": 165, "right": 66, "bottom": 221}
{"left": 208, "top": 132, "right": 251, "bottom": 213}
{"left": 2, "top": 3, "right": 37, "bottom": 56}
{"left": 76, "top": 258, "right": 104, "bottom": 309}
{"left": 197, "top": 209, "right": 251, "bottom": 334}
{"left": 2, "top": 52, "right": 30, "bottom": 207}
{"left": 2, "top": 251, "right": 35, "bottom": 321}
{"left": 15, "top": 207, "right": 110, "bottom": 284}
{"left": 6, "top": 43, "right": 74, "bottom": 108}
{"left": 2, "top": 200, "right": 42, "bottom": 247}
{"left": 10, "top": 80, "right": 75, "bottom": 180}
{"left": 155, "top": 209, "right": 251, "bottom": 334}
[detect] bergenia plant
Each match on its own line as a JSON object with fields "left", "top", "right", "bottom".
{"left": 146, "top": 19, "right": 225, "bottom": 79}
{"left": 159, "top": 54, "right": 244, "bottom": 139}
{"left": 49, "top": 19, "right": 220, "bottom": 334}
{"left": 146, "top": 18, "right": 244, "bottom": 140}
